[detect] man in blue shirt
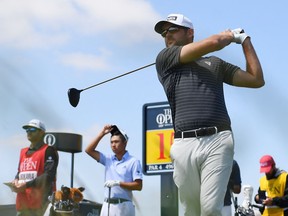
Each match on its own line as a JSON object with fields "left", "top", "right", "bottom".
{"left": 85, "top": 124, "right": 143, "bottom": 216}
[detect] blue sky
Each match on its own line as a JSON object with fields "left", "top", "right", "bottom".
{"left": 1, "top": 0, "right": 287, "bottom": 215}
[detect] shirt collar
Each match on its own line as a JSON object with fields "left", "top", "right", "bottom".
{"left": 112, "top": 151, "right": 129, "bottom": 161}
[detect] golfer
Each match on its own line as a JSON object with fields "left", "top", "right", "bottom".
{"left": 154, "top": 13, "right": 264, "bottom": 215}
{"left": 85, "top": 124, "right": 143, "bottom": 216}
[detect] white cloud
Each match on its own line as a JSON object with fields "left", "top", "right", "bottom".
{"left": 0, "top": 0, "right": 75, "bottom": 48}
{"left": 0, "top": 0, "right": 160, "bottom": 49}
{"left": 60, "top": 49, "right": 111, "bottom": 71}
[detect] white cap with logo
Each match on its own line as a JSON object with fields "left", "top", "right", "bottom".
{"left": 22, "top": 119, "right": 46, "bottom": 132}
{"left": 154, "top": 14, "right": 194, "bottom": 34}
{"left": 110, "top": 125, "right": 129, "bottom": 142}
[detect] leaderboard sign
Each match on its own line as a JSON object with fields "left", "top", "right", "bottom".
{"left": 142, "top": 101, "right": 174, "bottom": 175}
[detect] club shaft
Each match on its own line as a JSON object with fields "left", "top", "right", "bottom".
{"left": 81, "top": 62, "right": 155, "bottom": 91}
{"left": 108, "top": 187, "right": 111, "bottom": 216}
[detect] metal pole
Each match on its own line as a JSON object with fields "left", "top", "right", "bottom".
{"left": 71, "top": 153, "right": 74, "bottom": 188}
{"left": 161, "top": 173, "right": 178, "bottom": 216}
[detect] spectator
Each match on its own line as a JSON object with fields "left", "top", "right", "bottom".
{"left": 11, "top": 119, "right": 58, "bottom": 216}
{"left": 255, "top": 155, "right": 288, "bottom": 215}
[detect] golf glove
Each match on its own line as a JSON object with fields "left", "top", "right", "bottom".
{"left": 232, "top": 28, "right": 249, "bottom": 44}
{"left": 104, "top": 180, "right": 120, "bottom": 188}
{"left": 232, "top": 28, "right": 244, "bottom": 34}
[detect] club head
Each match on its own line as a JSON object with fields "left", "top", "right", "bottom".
{"left": 68, "top": 88, "right": 82, "bottom": 107}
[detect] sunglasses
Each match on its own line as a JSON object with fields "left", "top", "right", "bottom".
{"left": 25, "top": 127, "right": 38, "bottom": 133}
{"left": 161, "top": 26, "right": 182, "bottom": 38}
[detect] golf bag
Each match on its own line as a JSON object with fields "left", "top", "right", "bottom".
{"left": 232, "top": 185, "right": 263, "bottom": 216}
{"left": 47, "top": 185, "right": 85, "bottom": 215}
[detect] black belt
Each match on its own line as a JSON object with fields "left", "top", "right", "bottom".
{"left": 174, "top": 125, "right": 231, "bottom": 139}
{"left": 104, "top": 198, "right": 130, "bottom": 204}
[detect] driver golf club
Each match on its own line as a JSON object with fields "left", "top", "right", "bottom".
{"left": 67, "top": 62, "right": 155, "bottom": 107}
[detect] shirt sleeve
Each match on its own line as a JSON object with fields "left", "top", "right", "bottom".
{"left": 156, "top": 46, "right": 182, "bottom": 84}
{"left": 220, "top": 58, "right": 240, "bottom": 85}
{"left": 273, "top": 174, "right": 288, "bottom": 208}
{"left": 255, "top": 186, "right": 266, "bottom": 204}
{"left": 132, "top": 159, "right": 143, "bottom": 181}
{"left": 98, "top": 152, "right": 106, "bottom": 166}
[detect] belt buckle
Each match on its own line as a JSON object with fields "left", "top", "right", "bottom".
{"left": 194, "top": 128, "right": 200, "bottom": 138}
{"left": 183, "top": 128, "right": 202, "bottom": 138}
{"left": 195, "top": 127, "right": 206, "bottom": 138}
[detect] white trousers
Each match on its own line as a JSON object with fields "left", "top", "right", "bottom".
{"left": 100, "top": 201, "right": 135, "bottom": 216}
{"left": 171, "top": 131, "right": 234, "bottom": 216}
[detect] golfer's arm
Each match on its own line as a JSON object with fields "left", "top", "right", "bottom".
{"left": 85, "top": 133, "right": 105, "bottom": 161}
{"left": 232, "top": 38, "right": 264, "bottom": 88}
{"left": 255, "top": 188, "right": 266, "bottom": 204}
{"left": 120, "top": 179, "right": 142, "bottom": 191}
{"left": 180, "top": 33, "right": 233, "bottom": 64}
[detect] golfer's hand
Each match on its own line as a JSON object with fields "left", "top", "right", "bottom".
{"left": 232, "top": 28, "right": 249, "bottom": 44}
{"left": 102, "top": 125, "right": 113, "bottom": 135}
{"left": 104, "top": 180, "right": 120, "bottom": 188}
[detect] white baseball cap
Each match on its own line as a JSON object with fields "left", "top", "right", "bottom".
{"left": 154, "top": 13, "right": 194, "bottom": 34}
{"left": 22, "top": 119, "right": 46, "bottom": 132}
{"left": 110, "top": 125, "right": 129, "bottom": 142}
